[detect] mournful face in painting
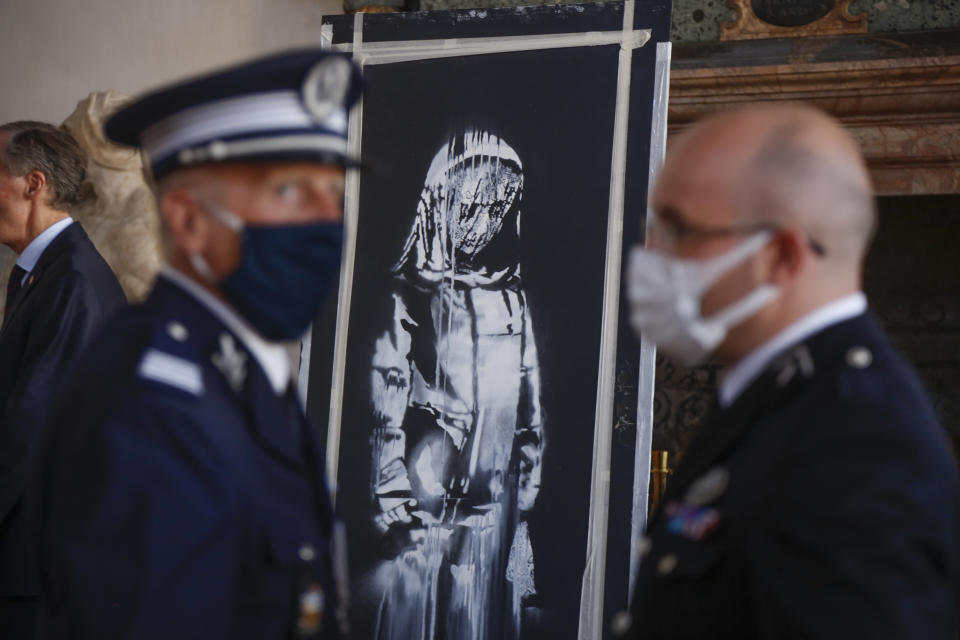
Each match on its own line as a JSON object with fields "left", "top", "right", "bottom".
{"left": 368, "top": 130, "right": 545, "bottom": 640}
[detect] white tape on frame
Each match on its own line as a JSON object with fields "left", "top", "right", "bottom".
{"left": 325, "top": 11, "right": 366, "bottom": 502}
{"left": 629, "top": 40, "right": 672, "bottom": 602}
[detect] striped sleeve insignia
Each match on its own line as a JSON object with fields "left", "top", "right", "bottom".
{"left": 137, "top": 348, "right": 205, "bottom": 396}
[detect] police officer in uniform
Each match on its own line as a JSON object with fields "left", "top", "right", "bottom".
{"left": 30, "top": 50, "right": 361, "bottom": 638}
{"left": 621, "top": 104, "right": 960, "bottom": 638}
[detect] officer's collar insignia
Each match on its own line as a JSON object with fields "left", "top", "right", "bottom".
{"left": 773, "top": 344, "right": 815, "bottom": 388}
{"left": 211, "top": 332, "right": 247, "bottom": 393}
{"left": 684, "top": 466, "right": 729, "bottom": 507}
{"left": 303, "top": 57, "right": 351, "bottom": 122}
{"left": 665, "top": 501, "right": 721, "bottom": 541}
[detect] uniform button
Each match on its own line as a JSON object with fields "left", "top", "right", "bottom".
{"left": 611, "top": 610, "right": 633, "bottom": 636}
{"left": 657, "top": 554, "right": 677, "bottom": 576}
{"left": 299, "top": 544, "right": 316, "bottom": 562}
{"left": 166, "top": 321, "right": 189, "bottom": 342}
{"left": 846, "top": 346, "right": 872, "bottom": 369}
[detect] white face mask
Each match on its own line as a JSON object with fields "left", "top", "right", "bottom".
{"left": 626, "top": 231, "right": 779, "bottom": 366}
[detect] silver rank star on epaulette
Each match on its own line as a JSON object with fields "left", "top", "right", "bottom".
{"left": 773, "top": 344, "right": 815, "bottom": 388}
{"left": 211, "top": 333, "right": 247, "bottom": 393}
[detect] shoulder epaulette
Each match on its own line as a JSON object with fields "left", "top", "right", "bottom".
{"left": 136, "top": 319, "right": 205, "bottom": 396}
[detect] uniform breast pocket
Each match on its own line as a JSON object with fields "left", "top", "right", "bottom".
{"left": 232, "top": 527, "right": 330, "bottom": 638}
{"left": 640, "top": 540, "right": 730, "bottom": 637}
{"left": 238, "top": 527, "right": 323, "bottom": 610}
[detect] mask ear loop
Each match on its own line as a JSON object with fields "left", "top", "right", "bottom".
{"left": 188, "top": 252, "right": 219, "bottom": 284}
{"left": 189, "top": 199, "right": 246, "bottom": 284}
{"left": 688, "top": 231, "right": 781, "bottom": 349}
{"left": 664, "top": 230, "right": 774, "bottom": 325}
{"left": 199, "top": 198, "right": 246, "bottom": 233}
{"left": 693, "top": 284, "right": 780, "bottom": 345}
{"left": 685, "top": 230, "right": 775, "bottom": 296}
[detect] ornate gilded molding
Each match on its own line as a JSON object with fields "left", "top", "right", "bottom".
{"left": 721, "top": 0, "right": 867, "bottom": 41}
{"left": 670, "top": 35, "right": 960, "bottom": 195}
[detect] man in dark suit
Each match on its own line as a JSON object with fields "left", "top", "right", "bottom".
{"left": 0, "top": 121, "right": 126, "bottom": 637}
{"left": 621, "top": 104, "right": 960, "bottom": 638}
{"left": 30, "top": 50, "right": 362, "bottom": 639}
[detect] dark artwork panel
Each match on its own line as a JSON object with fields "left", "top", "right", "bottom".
{"left": 331, "top": 46, "right": 619, "bottom": 640}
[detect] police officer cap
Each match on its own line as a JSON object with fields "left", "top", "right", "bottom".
{"left": 105, "top": 49, "right": 362, "bottom": 179}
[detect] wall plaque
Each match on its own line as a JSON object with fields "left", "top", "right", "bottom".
{"left": 751, "top": 0, "right": 834, "bottom": 27}
{"left": 721, "top": 0, "right": 866, "bottom": 40}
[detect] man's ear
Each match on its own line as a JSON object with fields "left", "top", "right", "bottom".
{"left": 768, "top": 228, "right": 806, "bottom": 284}
{"left": 160, "top": 189, "right": 209, "bottom": 256}
{"left": 23, "top": 170, "right": 46, "bottom": 201}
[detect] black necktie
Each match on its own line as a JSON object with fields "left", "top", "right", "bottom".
{"left": 3, "top": 265, "right": 27, "bottom": 322}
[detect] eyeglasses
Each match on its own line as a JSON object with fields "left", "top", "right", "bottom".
{"left": 644, "top": 214, "right": 827, "bottom": 257}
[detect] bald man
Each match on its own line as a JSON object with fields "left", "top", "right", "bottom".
{"left": 621, "top": 104, "right": 959, "bottom": 639}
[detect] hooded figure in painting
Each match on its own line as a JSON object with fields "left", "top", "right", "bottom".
{"left": 369, "top": 131, "right": 544, "bottom": 640}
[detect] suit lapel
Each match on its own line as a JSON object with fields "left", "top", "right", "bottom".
{"left": 650, "top": 343, "right": 822, "bottom": 526}
{"left": 1, "top": 270, "right": 39, "bottom": 334}
{"left": 225, "top": 337, "right": 307, "bottom": 472}
{"left": 651, "top": 314, "right": 878, "bottom": 524}
{"left": 650, "top": 378, "right": 776, "bottom": 526}
{"left": 0, "top": 224, "right": 87, "bottom": 336}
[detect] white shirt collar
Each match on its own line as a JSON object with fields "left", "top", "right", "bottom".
{"left": 718, "top": 292, "right": 868, "bottom": 408}
{"left": 16, "top": 217, "right": 74, "bottom": 277}
{"left": 160, "top": 266, "right": 291, "bottom": 395}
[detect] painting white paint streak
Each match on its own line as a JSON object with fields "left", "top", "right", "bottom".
{"left": 368, "top": 132, "right": 544, "bottom": 640}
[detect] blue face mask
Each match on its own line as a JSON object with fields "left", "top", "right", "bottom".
{"left": 191, "top": 203, "right": 343, "bottom": 341}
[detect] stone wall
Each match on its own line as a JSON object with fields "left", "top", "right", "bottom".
{"left": 0, "top": 0, "right": 341, "bottom": 125}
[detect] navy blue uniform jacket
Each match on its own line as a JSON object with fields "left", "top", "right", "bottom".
{"left": 30, "top": 276, "right": 343, "bottom": 639}
{"left": 624, "top": 313, "right": 960, "bottom": 639}
{"left": 0, "top": 222, "right": 125, "bottom": 598}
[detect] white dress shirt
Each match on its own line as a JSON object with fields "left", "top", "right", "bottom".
{"left": 160, "top": 266, "right": 291, "bottom": 395}
{"left": 718, "top": 292, "right": 868, "bottom": 408}
{"left": 15, "top": 217, "right": 74, "bottom": 284}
